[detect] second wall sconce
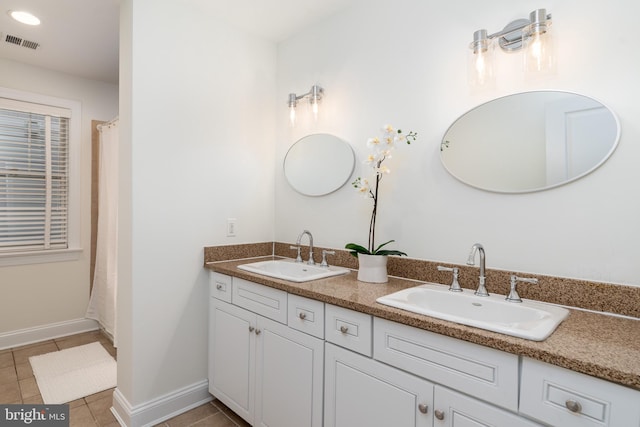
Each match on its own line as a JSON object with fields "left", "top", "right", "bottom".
{"left": 469, "top": 8, "right": 554, "bottom": 87}
{"left": 288, "top": 85, "right": 323, "bottom": 126}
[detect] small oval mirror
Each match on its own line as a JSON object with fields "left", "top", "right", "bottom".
{"left": 284, "top": 133, "right": 355, "bottom": 196}
{"left": 441, "top": 91, "right": 620, "bottom": 193}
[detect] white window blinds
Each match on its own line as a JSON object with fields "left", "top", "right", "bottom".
{"left": 0, "top": 98, "right": 72, "bottom": 252}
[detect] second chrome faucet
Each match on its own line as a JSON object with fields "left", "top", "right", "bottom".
{"left": 294, "top": 230, "right": 314, "bottom": 265}
{"left": 467, "top": 243, "right": 489, "bottom": 297}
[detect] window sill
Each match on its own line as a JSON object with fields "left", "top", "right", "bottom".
{"left": 0, "top": 248, "right": 83, "bottom": 267}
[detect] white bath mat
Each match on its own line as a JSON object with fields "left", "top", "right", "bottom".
{"left": 29, "top": 341, "right": 117, "bottom": 404}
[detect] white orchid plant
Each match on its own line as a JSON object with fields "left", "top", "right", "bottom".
{"left": 346, "top": 124, "right": 417, "bottom": 257}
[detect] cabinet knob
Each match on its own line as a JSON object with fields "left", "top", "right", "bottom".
{"left": 565, "top": 400, "right": 582, "bottom": 413}
{"left": 434, "top": 410, "right": 445, "bottom": 420}
{"left": 417, "top": 403, "right": 428, "bottom": 414}
{"left": 339, "top": 326, "right": 349, "bottom": 334}
{"left": 248, "top": 326, "right": 255, "bottom": 332}
{"left": 216, "top": 284, "right": 223, "bottom": 290}
{"left": 255, "top": 329, "right": 262, "bottom": 335}
{"left": 299, "top": 312, "right": 307, "bottom": 320}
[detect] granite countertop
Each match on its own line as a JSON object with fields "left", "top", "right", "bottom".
{"left": 205, "top": 257, "right": 640, "bottom": 391}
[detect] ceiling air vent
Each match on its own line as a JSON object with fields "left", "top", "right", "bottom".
{"left": 4, "top": 33, "right": 40, "bottom": 50}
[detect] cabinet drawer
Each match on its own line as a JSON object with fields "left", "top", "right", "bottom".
{"left": 210, "top": 272, "right": 232, "bottom": 302}
{"left": 287, "top": 294, "right": 325, "bottom": 339}
{"left": 520, "top": 358, "right": 640, "bottom": 427}
{"left": 325, "top": 304, "right": 372, "bottom": 357}
{"left": 374, "top": 317, "right": 519, "bottom": 412}
{"left": 232, "top": 277, "right": 287, "bottom": 324}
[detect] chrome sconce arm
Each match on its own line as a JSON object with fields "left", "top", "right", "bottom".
{"left": 481, "top": 10, "right": 552, "bottom": 52}
{"left": 468, "top": 9, "right": 554, "bottom": 87}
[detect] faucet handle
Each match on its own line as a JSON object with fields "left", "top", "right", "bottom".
{"left": 290, "top": 245, "right": 302, "bottom": 263}
{"left": 437, "top": 266, "right": 462, "bottom": 292}
{"left": 506, "top": 275, "right": 538, "bottom": 303}
{"left": 320, "top": 250, "right": 335, "bottom": 267}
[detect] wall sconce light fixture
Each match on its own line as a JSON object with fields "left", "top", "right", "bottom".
{"left": 288, "top": 84, "right": 323, "bottom": 126}
{"left": 469, "top": 9, "right": 554, "bottom": 87}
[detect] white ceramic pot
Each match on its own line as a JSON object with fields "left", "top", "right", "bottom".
{"left": 357, "top": 254, "right": 388, "bottom": 283}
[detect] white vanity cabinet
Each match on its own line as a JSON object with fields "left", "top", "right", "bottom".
{"left": 209, "top": 270, "right": 639, "bottom": 427}
{"left": 208, "top": 274, "right": 323, "bottom": 427}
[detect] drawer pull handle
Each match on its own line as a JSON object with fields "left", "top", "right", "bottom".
{"left": 339, "top": 326, "right": 349, "bottom": 334}
{"left": 434, "top": 409, "right": 445, "bottom": 420}
{"left": 299, "top": 312, "right": 307, "bottom": 320}
{"left": 418, "top": 403, "right": 428, "bottom": 414}
{"left": 565, "top": 400, "right": 582, "bottom": 413}
{"left": 216, "top": 284, "right": 223, "bottom": 290}
{"left": 248, "top": 326, "right": 255, "bottom": 332}
{"left": 255, "top": 329, "right": 262, "bottom": 335}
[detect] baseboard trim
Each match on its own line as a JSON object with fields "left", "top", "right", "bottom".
{"left": 111, "top": 380, "right": 212, "bottom": 427}
{"left": 0, "top": 318, "right": 100, "bottom": 350}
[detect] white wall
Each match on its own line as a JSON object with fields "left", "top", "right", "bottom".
{"left": 0, "top": 58, "right": 118, "bottom": 334}
{"left": 118, "top": 0, "right": 276, "bottom": 407}
{"left": 275, "top": 0, "right": 640, "bottom": 286}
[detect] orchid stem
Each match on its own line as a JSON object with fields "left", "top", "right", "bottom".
{"left": 369, "top": 173, "right": 380, "bottom": 253}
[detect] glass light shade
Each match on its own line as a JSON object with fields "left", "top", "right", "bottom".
{"left": 288, "top": 93, "right": 297, "bottom": 126}
{"left": 309, "top": 85, "right": 322, "bottom": 121}
{"left": 289, "top": 105, "right": 297, "bottom": 126}
{"left": 468, "top": 30, "right": 495, "bottom": 88}
{"left": 522, "top": 19, "right": 555, "bottom": 75}
{"left": 310, "top": 99, "right": 319, "bottom": 119}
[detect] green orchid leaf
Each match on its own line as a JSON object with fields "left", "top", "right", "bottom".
{"left": 345, "top": 240, "right": 407, "bottom": 257}
{"left": 372, "top": 240, "right": 395, "bottom": 253}
{"left": 375, "top": 250, "right": 408, "bottom": 257}
{"left": 345, "top": 243, "right": 372, "bottom": 257}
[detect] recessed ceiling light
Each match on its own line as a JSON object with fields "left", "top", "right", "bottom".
{"left": 9, "top": 10, "right": 41, "bottom": 26}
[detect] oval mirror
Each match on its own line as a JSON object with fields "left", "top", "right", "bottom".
{"left": 441, "top": 91, "right": 620, "bottom": 193}
{"left": 284, "top": 133, "right": 355, "bottom": 196}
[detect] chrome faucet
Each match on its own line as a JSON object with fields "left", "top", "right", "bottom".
{"left": 467, "top": 243, "right": 489, "bottom": 297}
{"left": 296, "top": 230, "right": 315, "bottom": 265}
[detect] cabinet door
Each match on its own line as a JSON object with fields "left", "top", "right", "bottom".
{"left": 254, "top": 316, "right": 324, "bottom": 427}
{"left": 434, "top": 386, "right": 541, "bottom": 427}
{"left": 209, "top": 298, "right": 256, "bottom": 425}
{"left": 325, "top": 342, "right": 433, "bottom": 427}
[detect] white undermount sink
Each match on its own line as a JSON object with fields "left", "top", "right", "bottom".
{"left": 237, "top": 259, "right": 350, "bottom": 283}
{"left": 376, "top": 283, "right": 569, "bottom": 341}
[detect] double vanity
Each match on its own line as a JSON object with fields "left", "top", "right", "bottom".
{"left": 205, "top": 254, "right": 640, "bottom": 427}
{"left": 206, "top": 89, "right": 633, "bottom": 426}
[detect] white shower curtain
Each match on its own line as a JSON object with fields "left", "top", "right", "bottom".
{"left": 86, "top": 118, "right": 119, "bottom": 346}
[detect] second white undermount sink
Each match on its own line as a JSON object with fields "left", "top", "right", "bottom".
{"left": 237, "top": 259, "right": 350, "bottom": 283}
{"left": 376, "top": 283, "right": 569, "bottom": 341}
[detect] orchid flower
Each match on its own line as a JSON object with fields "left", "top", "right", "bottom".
{"left": 346, "top": 125, "right": 417, "bottom": 256}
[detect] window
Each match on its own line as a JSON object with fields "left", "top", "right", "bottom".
{"left": 0, "top": 88, "right": 81, "bottom": 265}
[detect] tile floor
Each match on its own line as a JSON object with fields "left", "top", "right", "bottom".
{"left": 0, "top": 331, "right": 250, "bottom": 427}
